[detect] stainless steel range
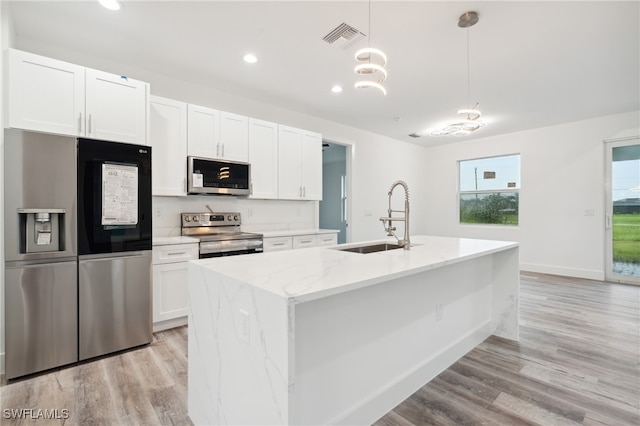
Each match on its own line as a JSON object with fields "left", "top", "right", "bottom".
{"left": 181, "top": 212, "right": 263, "bottom": 258}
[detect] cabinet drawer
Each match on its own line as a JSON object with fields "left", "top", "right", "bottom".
{"left": 263, "top": 237, "right": 293, "bottom": 252}
{"left": 293, "top": 234, "right": 317, "bottom": 249}
{"left": 153, "top": 243, "right": 199, "bottom": 265}
{"left": 316, "top": 233, "right": 338, "bottom": 246}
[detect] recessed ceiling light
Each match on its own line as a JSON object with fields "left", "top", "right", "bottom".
{"left": 99, "top": 0, "right": 121, "bottom": 11}
{"left": 243, "top": 54, "right": 257, "bottom": 64}
{"left": 331, "top": 85, "right": 343, "bottom": 93}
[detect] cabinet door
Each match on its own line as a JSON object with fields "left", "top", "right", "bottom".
{"left": 277, "top": 125, "right": 303, "bottom": 200}
{"left": 187, "top": 104, "right": 220, "bottom": 158}
{"left": 219, "top": 111, "right": 249, "bottom": 162}
{"left": 85, "top": 68, "right": 149, "bottom": 145}
{"left": 150, "top": 96, "right": 188, "bottom": 196}
{"left": 263, "top": 237, "right": 293, "bottom": 252}
{"left": 7, "top": 49, "right": 85, "bottom": 136}
{"left": 248, "top": 118, "right": 278, "bottom": 199}
{"left": 293, "top": 234, "right": 317, "bottom": 249}
{"left": 153, "top": 263, "right": 189, "bottom": 323}
{"left": 316, "top": 233, "right": 338, "bottom": 246}
{"left": 301, "top": 130, "right": 323, "bottom": 200}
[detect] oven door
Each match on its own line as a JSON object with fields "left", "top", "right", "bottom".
{"left": 199, "top": 239, "right": 263, "bottom": 258}
{"left": 77, "top": 139, "right": 152, "bottom": 255}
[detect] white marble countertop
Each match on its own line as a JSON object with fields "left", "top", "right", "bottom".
{"left": 257, "top": 228, "right": 340, "bottom": 238}
{"left": 191, "top": 235, "right": 518, "bottom": 303}
{"left": 153, "top": 236, "right": 199, "bottom": 246}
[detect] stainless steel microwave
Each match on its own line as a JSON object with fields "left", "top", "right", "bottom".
{"left": 187, "top": 156, "right": 251, "bottom": 196}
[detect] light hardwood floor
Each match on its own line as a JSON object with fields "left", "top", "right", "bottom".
{"left": 1, "top": 272, "right": 638, "bottom": 425}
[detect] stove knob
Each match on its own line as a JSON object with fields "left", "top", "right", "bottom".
{"left": 193, "top": 215, "right": 199, "bottom": 222}
{"left": 234, "top": 215, "right": 239, "bottom": 221}
{"left": 227, "top": 215, "right": 232, "bottom": 221}
{"left": 184, "top": 216, "right": 191, "bottom": 222}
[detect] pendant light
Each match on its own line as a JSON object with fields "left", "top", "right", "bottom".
{"left": 430, "top": 11, "right": 485, "bottom": 136}
{"left": 354, "top": 0, "right": 387, "bottom": 96}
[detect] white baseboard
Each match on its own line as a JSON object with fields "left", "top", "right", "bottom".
{"left": 153, "top": 316, "right": 187, "bottom": 333}
{"left": 333, "top": 321, "right": 492, "bottom": 426}
{"left": 520, "top": 263, "right": 604, "bottom": 281}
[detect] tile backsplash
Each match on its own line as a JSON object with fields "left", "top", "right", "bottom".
{"left": 152, "top": 195, "right": 317, "bottom": 237}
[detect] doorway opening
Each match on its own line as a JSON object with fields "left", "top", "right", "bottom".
{"left": 605, "top": 137, "right": 640, "bottom": 285}
{"left": 320, "top": 141, "right": 348, "bottom": 244}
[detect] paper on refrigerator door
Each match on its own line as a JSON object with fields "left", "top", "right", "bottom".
{"left": 102, "top": 163, "right": 138, "bottom": 225}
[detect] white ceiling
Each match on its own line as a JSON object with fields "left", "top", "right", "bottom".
{"left": 6, "top": 1, "right": 640, "bottom": 146}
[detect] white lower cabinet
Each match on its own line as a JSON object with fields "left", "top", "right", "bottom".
{"left": 316, "top": 233, "right": 338, "bottom": 246}
{"left": 263, "top": 236, "right": 293, "bottom": 252}
{"left": 152, "top": 243, "right": 199, "bottom": 328}
{"left": 293, "top": 234, "right": 317, "bottom": 249}
{"left": 263, "top": 232, "right": 338, "bottom": 253}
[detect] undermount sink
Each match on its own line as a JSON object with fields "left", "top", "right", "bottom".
{"left": 334, "top": 243, "right": 404, "bottom": 254}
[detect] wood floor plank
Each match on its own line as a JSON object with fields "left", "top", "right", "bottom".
{"left": 1, "top": 273, "right": 639, "bottom": 426}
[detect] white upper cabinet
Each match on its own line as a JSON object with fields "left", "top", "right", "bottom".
{"left": 85, "top": 68, "right": 149, "bottom": 145}
{"left": 186, "top": 104, "right": 219, "bottom": 158}
{"left": 248, "top": 118, "right": 278, "bottom": 199}
{"left": 219, "top": 111, "right": 249, "bottom": 162}
{"left": 187, "top": 106, "right": 248, "bottom": 162}
{"left": 300, "top": 130, "right": 323, "bottom": 200}
{"left": 277, "top": 125, "right": 322, "bottom": 200}
{"left": 6, "top": 49, "right": 149, "bottom": 145}
{"left": 7, "top": 49, "right": 84, "bottom": 136}
{"left": 150, "top": 96, "right": 188, "bottom": 196}
{"left": 278, "top": 125, "right": 303, "bottom": 199}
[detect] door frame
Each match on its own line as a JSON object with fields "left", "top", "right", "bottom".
{"left": 604, "top": 136, "right": 640, "bottom": 285}
{"left": 318, "top": 137, "right": 354, "bottom": 244}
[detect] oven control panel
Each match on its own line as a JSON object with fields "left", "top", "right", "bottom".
{"left": 181, "top": 212, "right": 241, "bottom": 227}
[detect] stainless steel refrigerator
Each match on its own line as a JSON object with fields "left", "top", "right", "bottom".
{"left": 3, "top": 129, "right": 152, "bottom": 380}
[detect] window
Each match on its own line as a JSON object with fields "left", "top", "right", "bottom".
{"left": 458, "top": 154, "right": 520, "bottom": 225}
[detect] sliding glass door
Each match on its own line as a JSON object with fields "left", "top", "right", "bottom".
{"left": 605, "top": 138, "right": 640, "bottom": 285}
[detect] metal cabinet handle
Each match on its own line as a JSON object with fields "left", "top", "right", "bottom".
{"left": 303, "top": 186, "right": 306, "bottom": 197}
{"left": 167, "top": 251, "right": 187, "bottom": 256}
{"left": 78, "top": 113, "right": 83, "bottom": 134}
{"left": 88, "top": 114, "right": 92, "bottom": 134}
{"left": 216, "top": 143, "right": 220, "bottom": 157}
{"left": 300, "top": 240, "right": 312, "bottom": 244}
{"left": 222, "top": 144, "right": 225, "bottom": 157}
{"left": 272, "top": 242, "right": 285, "bottom": 246}
{"left": 250, "top": 182, "right": 253, "bottom": 195}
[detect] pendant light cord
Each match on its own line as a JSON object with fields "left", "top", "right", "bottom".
{"left": 368, "top": 0, "right": 372, "bottom": 50}
{"left": 466, "top": 28, "right": 470, "bottom": 111}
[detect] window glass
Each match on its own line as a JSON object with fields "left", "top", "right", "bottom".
{"left": 459, "top": 155, "right": 520, "bottom": 191}
{"left": 459, "top": 154, "right": 520, "bottom": 225}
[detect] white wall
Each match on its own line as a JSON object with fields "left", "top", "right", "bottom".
{"left": 423, "top": 111, "right": 640, "bottom": 280}
{"left": 15, "top": 39, "right": 430, "bottom": 243}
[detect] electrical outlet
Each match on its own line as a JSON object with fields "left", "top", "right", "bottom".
{"left": 239, "top": 310, "right": 250, "bottom": 344}
{"left": 155, "top": 208, "right": 162, "bottom": 218}
{"left": 436, "top": 303, "right": 443, "bottom": 322}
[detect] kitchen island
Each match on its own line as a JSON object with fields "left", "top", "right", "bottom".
{"left": 188, "top": 235, "right": 519, "bottom": 425}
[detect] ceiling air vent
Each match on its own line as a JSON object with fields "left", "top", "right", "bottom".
{"left": 408, "top": 133, "right": 424, "bottom": 138}
{"left": 323, "top": 23, "right": 366, "bottom": 49}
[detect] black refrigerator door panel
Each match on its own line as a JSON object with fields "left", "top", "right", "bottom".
{"left": 78, "top": 252, "right": 152, "bottom": 361}
{"left": 77, "top": 138, "right": 152, "bottom": 255}
{"left": 5, "top": 261, "right": 78, "bottom": 380}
